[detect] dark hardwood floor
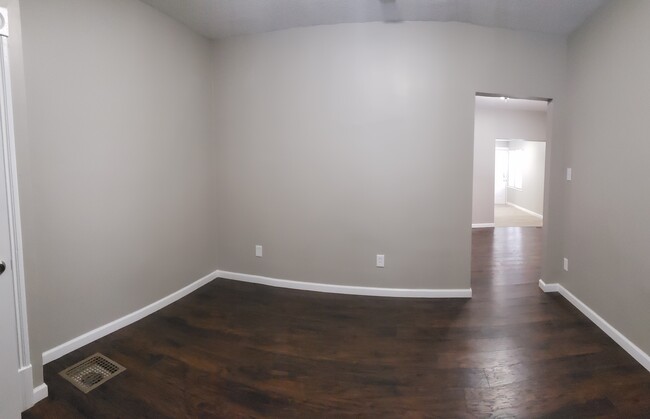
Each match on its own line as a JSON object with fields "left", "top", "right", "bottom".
{"left": 24, "top": 227, "right": 650, "bottom": 418}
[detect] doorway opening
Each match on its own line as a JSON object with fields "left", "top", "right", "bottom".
{"left": 470, "top": 93, "right": 551, "bottom": 291}
{"left": 472, "top": 95, "right": 548, "bottom": 229}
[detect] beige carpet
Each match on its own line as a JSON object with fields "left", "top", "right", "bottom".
{"left": 494, "top": 204, "right": 543, "bottom": 227}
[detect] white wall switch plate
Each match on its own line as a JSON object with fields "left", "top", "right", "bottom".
{"left": 566, "top": 168, "right": 572, "bottom": 181}
{"left": 255, "top": 245, "right": 263, "bottom": 257}
{"left": 376, "top": 254, "right": 385, "bottom": 268}
{"left": 563, "top": 257, "right": 569, "bottom": 271}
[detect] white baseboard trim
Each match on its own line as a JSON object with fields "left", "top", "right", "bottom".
{"left": 472, "top": 223, "right": 495, "bottom": 228}
{"left": 41, "top": 266, "right": 470, "bottom": 368}
{"left": 20, "top": 364, "right": 48, "bottom": 409}
{"left": 539, "top": 279, "right": 650, "bottom": 372}
{"left": 538, "top": 279, "right": 560, "bottom": 292}
{"left": 19, "top": 365, "right": 34, "bottom": 410}
{"left": 507, "top": 202, "right": 543, "bottom": 219}
{"left": 32, "top": 383, "right": 48, "bottom": 406}
{"left": 19, "top": 365, "right": 32, "bottom": 409}
{"left": 42, "top": 269, "right": 220, "bottom": 365}
{"left": 217, "top": 270, "right": 472, "bottom": 298}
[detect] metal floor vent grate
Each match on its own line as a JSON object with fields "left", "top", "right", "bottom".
{"left": 59, "top": 353, "right": 126, "bottom": 393}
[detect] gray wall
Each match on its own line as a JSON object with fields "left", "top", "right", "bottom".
{"left": 558, "top": 0, "right": 650, "bottom": 355}
{"left": 212, "top": 22, "right": 566, "bottom": 289}
{"left": 507, "top": 139, "right": 546, "bottom": 216}
{"left": 18, "top": 0, "right": 217, "bottom": 385}
{"left": 472, "top": 106, "right": 547, "bottom": 225}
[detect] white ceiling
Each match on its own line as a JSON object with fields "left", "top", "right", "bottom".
{"left": 140, "top": 0, "right": 608, "bottom": 40}
{"left": 475, "top": 96, "right": 548, "bottom": 112}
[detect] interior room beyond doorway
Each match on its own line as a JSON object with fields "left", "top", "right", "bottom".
{"left": 494, "top": 139, "right": 546, "bottom": 227}
{"left": 472, "top": 95, "right": 548, "bottom": 229}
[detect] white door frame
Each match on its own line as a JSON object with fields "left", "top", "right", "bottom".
{"left": 0, "top": 7, "right": 37, "bottom": 410}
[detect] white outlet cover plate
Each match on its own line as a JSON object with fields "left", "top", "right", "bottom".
{"left": 376, "top": 254, "right": 385, "bottom": 268}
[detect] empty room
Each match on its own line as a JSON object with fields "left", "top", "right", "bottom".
{"left": 0, "top": 0, "right": 648, "bottom": 417}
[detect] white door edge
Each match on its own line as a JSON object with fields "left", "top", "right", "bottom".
{"left": 0, "top": 11, "right": 34, "bottom": 411}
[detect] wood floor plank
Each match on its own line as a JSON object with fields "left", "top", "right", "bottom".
{"left": 24, "top": 227, "right": 650, "bottom": 417}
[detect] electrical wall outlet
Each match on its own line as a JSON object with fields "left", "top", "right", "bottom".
{"left": 255, "top": 245, "right": 263, "bottom": 257}
{"left": 566, "top": 168, "right": 572, "bottom": 181}
{"left": 376, "top": 254, "right": 385, "bottom": 268}
{"left": 563, "top": 257, "right": 569, "bottom": 271}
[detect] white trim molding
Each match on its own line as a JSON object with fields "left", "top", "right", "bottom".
{"left": 19, "top": 365, "right": 34, "bottom": 409}
{"left": 43, "top": 267, "right": 471, "bottom": 366}
{"left": 507, "top": 202, "right": 543, "bottom": 219}
{"left": 18, "top": 365, "right": 48, "bottom": 410}
{"left": 0, "top": 33, "right": 31, "bottom": 373}
{"left": 1, "top": 29, "right": 39, "bottom": 414}
{"left": 538, "top": 279, "right": 559, "bottom": 292}
{"left": 539, "top": 279, "right": 650, "bottom": 372}
{"left": 217, "top": 270, "right": 472, "bottom": 298}
{"left": 32, "top": 383, "right": 48, "bottom": 405}
{"left": 42, "top": 270, "right": 219, "bottom": 365}
{"left": 472, "top": 223, "right": 495, "bottom": 229}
